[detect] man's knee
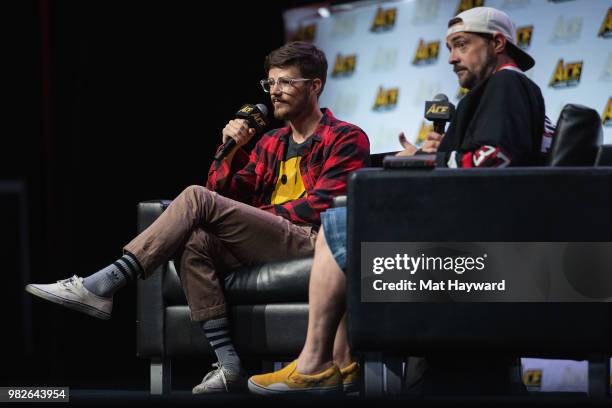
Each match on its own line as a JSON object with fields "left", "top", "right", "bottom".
{"left": 315, "top": 225, "right": 329, "bottom": 252}
{"left": 179, "top": 185, "right": 217, "bottom": 206}
{"left": 182, "top": 184, "right": 211, "bottom": 198}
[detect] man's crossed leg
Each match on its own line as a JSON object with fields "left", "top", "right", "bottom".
{"left": 26, "top": 185, "right": 316, "bottom": 394}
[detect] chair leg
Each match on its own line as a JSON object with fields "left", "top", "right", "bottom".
{"left": 383, "top": 354, "right": 403, "bottom": 395}
{"left": 363, "top": 352, "right": 403, "bottom": 396}
{"left": 588, "top": 356, "right": 610, "bottom": 399}
{"left": 363, "top": 352, "right": 384, "bottom": 396}
{"left": 150, "top": 357, "right": 172, "bottom": 395}
{"left": 403, "top": 356, "right": 427, "bottom": 393}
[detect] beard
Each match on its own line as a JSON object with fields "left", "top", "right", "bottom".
{"left": 457, "top": 49, "right": 497, "bottom": 90}
{"left": 273, "top": 89, "right": 311, "bottom": 121}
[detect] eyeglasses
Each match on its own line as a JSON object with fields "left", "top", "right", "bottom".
{"left": 260, "top": 77, "right": 313, "bottom": 93}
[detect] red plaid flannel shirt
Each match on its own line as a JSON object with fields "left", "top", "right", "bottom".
{"left": 206, "top": 108, "right": 370, "bottom": 226}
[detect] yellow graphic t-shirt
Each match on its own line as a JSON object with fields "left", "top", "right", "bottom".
{"left": 271, "top": 136, "right": 311, "bottom": 205}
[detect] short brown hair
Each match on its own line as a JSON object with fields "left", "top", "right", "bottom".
{"left": 264, "top": 41, "right": 328, "bottom": 96}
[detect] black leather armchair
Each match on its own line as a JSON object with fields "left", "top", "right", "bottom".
{"left": 136, "top": 200, "right": 311, "bottom": 394}
{"left": 547, "top": 104, "right": 604, "bottom": 166}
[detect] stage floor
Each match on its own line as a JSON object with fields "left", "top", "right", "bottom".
{"left": 61, "top": 389, "right": 609, "bottom": 408}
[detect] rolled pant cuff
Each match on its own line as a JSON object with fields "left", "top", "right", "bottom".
{"left": 122, "top": 246, "right": 150, "bottom": 279}
{"left": 190, "top": 304, "right": 227, "bottom": 322}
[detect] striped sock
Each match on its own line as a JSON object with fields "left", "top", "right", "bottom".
{"left": 201, "top": 317, "right": 242, "bottom": 374}
{"left": 82, "top": 253, "right": 142, "bottom": 297}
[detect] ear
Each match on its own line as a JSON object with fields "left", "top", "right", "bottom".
{"left": 311, "top": 78, "right": 323, "bottom": 96}
{"left": 492, "top": 33, "right": 507, "bottom": 55}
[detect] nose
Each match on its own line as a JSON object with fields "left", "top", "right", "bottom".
{"left": 448, "top": 48, "right": 459, "bottom": 65}
{"left": 270, "top": 81, "right": 282, "bottom": 96}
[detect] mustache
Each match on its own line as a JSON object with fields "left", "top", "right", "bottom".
{"left": 453, "top": 66, "right": 467, "bottom": 73}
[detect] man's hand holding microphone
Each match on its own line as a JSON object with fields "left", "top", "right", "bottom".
{"left": 215, "top": 104, "right": 269, "bottom": 161}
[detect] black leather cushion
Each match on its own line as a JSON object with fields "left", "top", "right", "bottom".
{"left": 547, "top": 104, "right": 603, "bottom": 166}
{"left": 164, "top": 304, "right": 308, "bottom": 358}
{"left": 224, "top": 257, "right": 312, "bottom": 304}
{"left": 595, "top": 145, "right": 612, "bottom": 166}
{"left": 136, "top": 200, "right": 172, "bottom": 233}
{"left": 136, "top": 201, "right": 172, "bottom": 358}
{"left": 163, "top": 257, "right": 312, "bottom": 306}
{"left": 162, "top": 261, "right": 183, "bottom": 305}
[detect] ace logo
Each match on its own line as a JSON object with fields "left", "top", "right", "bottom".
{"left": 599, "top": 8, "right": 612, "bottom": 38}
{"left": 456, "top": 0, "right": 484, "bottom": 14}
{"left": 549, "top": 15, "right": 582, "bottom": 44}
{"left": 332, "top": 54, "right": 357, "bottom": 78}
{"left": 373, "top": 87, "right": 399, "bottom": 111}
{"left": 291, "top": 24, "right": 316, "bottom": 42}
{"left": 371, "top": 7, "right": 397, "bottom": 32}
{"left": 412, "top": 0, "right": 439, "bottom": 24}
{"left": 413, "top": 39, "right": 440, "bottom": 66}
{"left": 549, "top": 59, "right": 583, "bottom": 88}
{"left": 603, "top": 97, "right": 612, "bottom": 127}
{"left": 516, "top": 26, "right": 534, "bottom": 50}
{"left": 371, "top": 48, "right": 398, "bottom": 72}
{"left": 522, "top": 369, "right": 542, "bottom": 389}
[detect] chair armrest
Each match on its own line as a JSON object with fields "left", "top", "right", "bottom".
{"left": 136, "top": 200, "right": 171, "bottom": 358}
{"left": 332, "top": 195, "right": 347, "bottom": 208}
{"left": 595, "top": 145, "right": 612, "bottom": 166}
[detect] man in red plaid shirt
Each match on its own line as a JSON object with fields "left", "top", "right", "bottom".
{"left": 25, "top": 41, "right": 370, "bottom": 393}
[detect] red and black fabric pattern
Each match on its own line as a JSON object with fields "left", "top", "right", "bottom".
{"left": 446, "top": 145, "right": 512, "bottom": 168}
{"left": 207, "top": 108, "right": 370, "bottom": 227}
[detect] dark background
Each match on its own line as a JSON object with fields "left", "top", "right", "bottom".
{"left": 2, "top": 0, "right": 318, "bottom": 389}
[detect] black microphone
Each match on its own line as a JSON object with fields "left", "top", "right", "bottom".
{"left": 214, "top": 103, "right": 270, "bottom": 161}
{"left": 424, "top": 93, "right": 455, "bottom": 135}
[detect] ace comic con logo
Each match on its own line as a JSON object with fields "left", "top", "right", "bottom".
{"left": 549, "top": 15, "right": 582, "bottom": 44}
{"left": 516, "top": 26, "right": 534, "bottom": 49}
{"left": 332, "top": 54, "right": 357, "bottom": 78}
{"left": 291, "top": 24, "right": 316, "bottom": 42}
{"left": 603, "top": 97, "right": 612, "bottom": 127}
{"left": 600, "top": 8, "right": 612, "bottom": 38}
{"left": 413, "top": 39, "right": 440, "bottom": 66}
{"left": 373, "top": 87, "right": 399, "bottom": 111}
{"left": 549, "top": 59, "right": 583, "bottom": 88}
{"left": 456, "top": 0, "right": 484, "bottom": 14}
{"left": 370, "top": 7, "right": 397, "bottom": 32}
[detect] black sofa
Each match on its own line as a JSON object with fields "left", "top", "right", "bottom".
{"left": 345, "top": 104, "right": 612, "bottom": 398}
{"left": 347, "top": 166, "right": 612, "bottom": 398}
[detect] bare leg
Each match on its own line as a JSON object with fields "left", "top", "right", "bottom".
{"left": 296, "top": 226, "right": 347, "bottom": 374}
{"left": 332, "top": 313, "right": 353, "bottom": 369}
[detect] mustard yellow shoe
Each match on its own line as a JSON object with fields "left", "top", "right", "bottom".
{"left": 248, "top": 360, "right": 342, "bottom": 395}
{"left": 340, "top": 361, "right": 359, "bottom": 393}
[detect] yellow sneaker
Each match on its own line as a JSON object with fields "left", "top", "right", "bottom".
{"left": 248, "top": 360, "right": 342, "bottom": 395}
{"left": 340, "top": 361, "right": 359, "bottom": 393}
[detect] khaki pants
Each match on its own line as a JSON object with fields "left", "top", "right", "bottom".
{"left": 124, "top": 185, "right": 316, "bottom": 321}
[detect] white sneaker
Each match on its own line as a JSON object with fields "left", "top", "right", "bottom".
{"left": 192, "top": 363, "right": 248, "bottom": 394}
{"left": 25, "top": 275, "right": 112, "bottom": 320}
